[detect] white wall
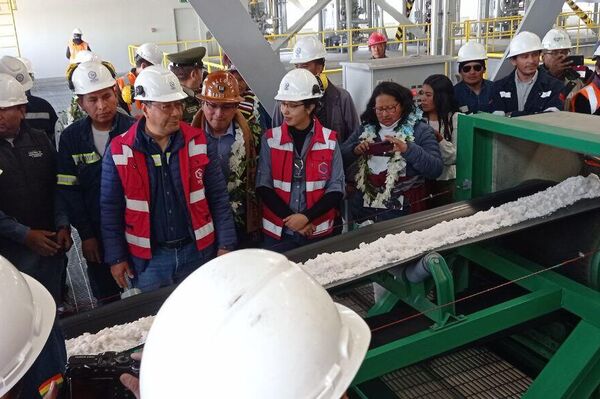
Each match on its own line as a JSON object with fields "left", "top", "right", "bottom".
{"left": 14, "top": 0, "right": 196, "bottom": 78}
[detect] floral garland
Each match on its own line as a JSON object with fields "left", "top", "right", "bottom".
{"left": 355, "top": 108, "right": 423, "bottom": 208}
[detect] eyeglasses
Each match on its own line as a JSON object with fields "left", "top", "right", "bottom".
{"left": 546, "top": 49, "right": 570, "bottom": 57}
{"left": 149, "top": 101, "right": 183, "bottom": 113}
{"left": 280, "top": 101, "right": 305, "bottom": 110}
{"left": 373, "top": 103, "right": 400, "bottom": 114}
{"left": 461, "top": 64, "right": 483, "bottom": 73}
{"left": 204, "top": 101, "right": 238, "bottom": 111}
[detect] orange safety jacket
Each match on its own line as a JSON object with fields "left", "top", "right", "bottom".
{"left": 68, "top": 40, "right": 89, "bottom": 62}
{"left": 117, "top": 71, "right": 143, "bottom": 117}
{"left": 571, "top": 81, "right": 600, "bottom": 115}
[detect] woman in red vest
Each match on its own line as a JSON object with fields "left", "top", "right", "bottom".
{"left": 256, "top": 69, "right": 345, "bottom": 253}
{"left": 342, "top": 81, "right": 443, "bottom": 225}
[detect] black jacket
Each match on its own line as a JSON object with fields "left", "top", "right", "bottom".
{"left": 26, "top": 93, "right": 58, "bottom": 144}
{"left": 490, "top": 69, "right": 565, "bottom": 117}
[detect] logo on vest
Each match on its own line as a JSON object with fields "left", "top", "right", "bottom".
{"left": 194, "top": 168, "right": 203, "bottom": 183}
{"left": 318, "top": 161, "right": 329, "bottom": 177}
{"left": 28, "top": 150, "right": 43, "bottom": 158}
{"left": 88, "top": 71, "right": 97, "bottom": 81}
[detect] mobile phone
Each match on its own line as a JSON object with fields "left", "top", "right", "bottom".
{"left": 365, "top": 141, "right": 394, "bottom": 155}
{"left": 566, "top": 55, "right": 584, "bottom": 66}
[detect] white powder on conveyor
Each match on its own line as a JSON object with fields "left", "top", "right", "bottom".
{"left": 300, "top": 174, "right": 600, "bottom": 286}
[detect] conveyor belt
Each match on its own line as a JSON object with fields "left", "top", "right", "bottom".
{"left": 61, "top": 180, "right": 600, "bottom": 338}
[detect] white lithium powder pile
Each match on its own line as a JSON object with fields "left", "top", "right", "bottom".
{"left": 66, "top": 315, "right": 155, "bottom": 357}
{"left": 300, "top": 174, "right": 600, "bottom": 285}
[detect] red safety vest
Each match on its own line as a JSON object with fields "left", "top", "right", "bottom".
{"left": 117, "top": 71, "right": 143, "bottom": 117}
{"left": 572, "top": 81, "right": 600, "bottom": 114}
{"left": 262, "top": 118, "right": 337, "bottom": 239}
{"left": 68, "top": 40, "right": 89, "bottom": 62}
{"left": 110, "top": 121, "right": 215, "bottom": 259}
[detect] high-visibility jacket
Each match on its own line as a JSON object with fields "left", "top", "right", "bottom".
{"left": 110, "top": 122, "right": 215, "bottom": 259}
{"left": 68, "top": 40, "right": 89, "bottom": 62}
{"left": 117, "top": 71, "right": 143, "bottom": 117}
{"left": 262, "top": 118, "right": 337, "bottom": 239}
{"left": 572, "top": 81, "right": 600, "bottom": 115}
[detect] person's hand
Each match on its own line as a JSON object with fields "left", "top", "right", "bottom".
{"left": 353, "top": 141, "right": 370, "bottom": 156}
{"left": 42, "top": 381, "right": 59, "bottom": 399}
{"left": 298, "top": 223, "right": 315, "bottom": 237}
{"left": 385, "top": 135, "right": 408, "bottom": 153}
{"left": 283, "top": 214, "right": 309, "bottom": 232}
{"left": 120, "top": 352, "right": 142, "bottom": 399}
{"left": 548, "top": 54, "right": 573, "bottom": 77}
{"left": 24, "top": 230, "right": 60, "bottom": 256}
{"left": 111, "top": 261, "right": 134, "bottom": 289}
{"left": 82, "top": 237, "right": 102, "bottom": 263}
{"left": 56, "top": 227, "right": 72, "bottom": 251}
{"left": 217, "top": 248, "right": 230, "bottom": 257}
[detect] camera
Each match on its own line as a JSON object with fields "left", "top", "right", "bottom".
{"left": 66, "top": 349, "right": 141, "bottom": 399}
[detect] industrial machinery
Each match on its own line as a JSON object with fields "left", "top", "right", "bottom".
{"left": 62, "top": 112, "right": 600, "bottom": 398}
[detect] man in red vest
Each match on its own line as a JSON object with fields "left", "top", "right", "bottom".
{"left": 572, "top": 44, "right": 600, "bottom": 115}
{"left": 257, "top": 69, "right": 345, "bottom": 253}
{"left": 100, "top": 66, "right": 236, "bottom": 292}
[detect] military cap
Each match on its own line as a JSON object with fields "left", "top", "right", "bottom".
{"left": 167, "top": 46, "right": 206, "bottom": 67}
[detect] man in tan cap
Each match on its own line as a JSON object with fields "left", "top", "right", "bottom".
{"left": 167, "top": 46, "right": 206, "bottom": 123}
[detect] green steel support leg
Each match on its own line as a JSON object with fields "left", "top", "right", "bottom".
{"left": 523, "top": 320, "right": 600, "bottom": 399}
{"left": 352, "top": 288, "right": 562, "bottom": 385}
{"left": 367, "top": 272, "right": 405, "bottom": 317}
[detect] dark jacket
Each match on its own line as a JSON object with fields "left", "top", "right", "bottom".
{"left": 0, "top": 124, "right": 68, "bottom": 249}
{"left": 57, "top": 113, "right": 135, "bottom": 241}
{"left": 454, "top": 79, "right": 494, "bottom": 113}
{"left": 342, "top": 120, "right": 443, "bottom": 180}
{"left": 100, "top": 120, "right": 237, "bottom": 267}
{"left": 490, "top": 69, "right": 564, "bottom": 117}
{"left": 272, "top": 80, "right": 360, "bottom": 142}
{"left": 26, "top": 93, "right": 58, "bottom": 144}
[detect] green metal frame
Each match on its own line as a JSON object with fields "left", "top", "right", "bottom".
{"left": 349, "top": 113, "right": 600, "bottom": 398}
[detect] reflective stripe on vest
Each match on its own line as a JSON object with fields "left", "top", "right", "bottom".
{"left": 110, "top": 121, "right": 214, "bottom": 259}
{"left": 261, "top": 119, "right": 337, "bottom": 239}
{"left": 572, "top": 82, "right": 600, "bottom": 114}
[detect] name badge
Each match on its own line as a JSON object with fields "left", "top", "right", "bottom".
{"left": 28, "top": 150, "right": 43, "bottom": 158}
{"left": 540, "top": 91, "right": 552, "bottom": 98}
{"left": 499, "top": 91, "right": 511, "bottom": 98}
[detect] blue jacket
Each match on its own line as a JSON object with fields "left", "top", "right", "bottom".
{"left": 57, "top": 113, "right": 134, "bottom": 241}
{"left": 454, "top": 79, "right": 494, "bottom": 113}
{"left": 100, "top": 120, "right": 237, "bottom": 267}
{"left": 490, "top": 69, "right": 564, "bottom": 117}
{"left": 342, "top": 120, "right": 443, "bottom": 180}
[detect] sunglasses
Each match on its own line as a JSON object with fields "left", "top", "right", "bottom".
{"left": 461, "top": 64, "right": 483, "bottom": 73}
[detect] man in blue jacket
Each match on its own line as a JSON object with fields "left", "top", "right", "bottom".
{"left": 57, "top": 61, "right": 135, "bottom": 304}
{"left": 100, "top": 66, "right": 236, "bottom": 292}
{"left": 491, "top": 31, "right": 564, "bottom": 117}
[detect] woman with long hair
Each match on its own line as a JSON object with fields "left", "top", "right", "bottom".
{"left": 420, "top": 74, "right": 460, "bottom": 206}
{"left": 342, "top": 81, "right": 443, "bottom": 225}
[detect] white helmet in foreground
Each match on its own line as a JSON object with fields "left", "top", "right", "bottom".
{"left": 457, "top": 41, "right": 487, "bottom": 63}
{"left": 507, "top": 31, "right": 543, "bottom": 58}
{"left": 0, "top": 256, "right": 55, "bottom": 397}
{"left": 140, "top": 249, "right": 371, "bottom": 399}
{"left": 275, "top": 68, "right": 323, "bottom": 102}
{"left": 71, "top": 61, "right": 115, "bottom": 95}
{"left": 542, "top": 28, "right": 572, "bottom": 51}
{"left": 135, "top": 43, "right": 163, "bottom": 67}
{"left": 0, "top": 74, "right": 28, "bottom": 108}
{"left": 134, "top": 65, "right": 187, "bottom": 102}
{"left": 0, "top": 56, "right": 33, "bottom": 91}
{"left": 291, "top": 36, "right": 327, "bottom": 64}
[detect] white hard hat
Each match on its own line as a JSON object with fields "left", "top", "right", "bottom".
{"left": 290, "top": 36, "right": 327, "bottom": 64}
{"left": 135, "top": 43, "right": 163, "bottom": 66}
{"left": 140, "top": 249, "right": 371, "bottom": 399}
{"left": 0, "top": 74, "right": 28, "bottom": 107}
{"left": 593, "top": 44, "right": 600, "bottom": 60}
{"left": 275, "top": 68, "right": 323, "bottom": 102}
{"left": 72, "top": 28, "right": 82, "bottom": 35}
{"left": 542, "top": 28, "right": 572, "bottom": 51}
{"left": 17, "top": 57, "right": 33, "bottom": 75}
{"left": 71, "top": 61, "right": 115, "bottom": 95}
{"left": 457, "top": 41, "right": 487, "bottom": 63}
{"left": 133, "top": 65, "right": 187, "bottom": 102}
{"left": 0, "top": 256, "right": 55, "bottom": 397}
{"left": 507, "top": 31, "right": 543, "bottom": 58}
{"left": 0, "top": 56, "right": 33, "bottom": 91}
{"left": 73, "top": 50, "right": 100, "bottom": 64}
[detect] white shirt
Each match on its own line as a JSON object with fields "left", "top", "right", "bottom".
{"left": 367, "top": 119, "right": 400, "bottom": 175}
{"left": 427, "top": 112, "right": 459, "bottom": 181}
{"left": 92, "top": 125, "right": 110, "bottom": 156}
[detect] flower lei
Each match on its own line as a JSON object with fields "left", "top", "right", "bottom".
{"left": 355, "top": 108, "right": 423, "bottom": 208}
{"left": 226, "top": 122, "right": 261, "bottom": 224}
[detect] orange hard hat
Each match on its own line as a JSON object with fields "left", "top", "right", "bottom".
{"left": 200, "top": 71, "right": 244, "bottom": 103}
{"left": 368, "top": 32, "right": 387, "bottom": 47}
